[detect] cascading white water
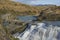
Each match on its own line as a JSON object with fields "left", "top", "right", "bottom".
{"left": 13, "top": 22, "right": 60, "bottom": 40}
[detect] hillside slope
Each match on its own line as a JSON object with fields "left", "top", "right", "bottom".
{"left": 0, "top": 0, "right": 59, "bottom": 16}
{"left": 0, "top": 0, "right": 40, "bottom": 15}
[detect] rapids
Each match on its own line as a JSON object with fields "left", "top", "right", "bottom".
{"left": 13, "top": 22, "right": 60, "bottom": 40}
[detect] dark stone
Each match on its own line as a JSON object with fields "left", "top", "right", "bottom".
{"left": 56, "top": 32, "right": 60, "bottom": 40}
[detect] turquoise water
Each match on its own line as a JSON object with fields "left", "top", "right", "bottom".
{"left": 16, "top": 16, "right": 37, "bottom": 22}
{"left": 43, "top": 21, "right": 60, "bottom": 26}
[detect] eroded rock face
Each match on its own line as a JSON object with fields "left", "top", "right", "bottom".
{"left": 13, "top": 23, "right": 60, "bottom": 40}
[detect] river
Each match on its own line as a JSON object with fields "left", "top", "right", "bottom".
{"left": 13, "top": 21, "right": 60, "bottom": 40}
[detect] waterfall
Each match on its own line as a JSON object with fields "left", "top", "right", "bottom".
{"left": 13, "top": 22, "right": 60, "bottom": 40}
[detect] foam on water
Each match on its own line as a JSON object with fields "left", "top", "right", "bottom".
{"left": 13, "top": 22, "right": 60, "bottom": 40}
